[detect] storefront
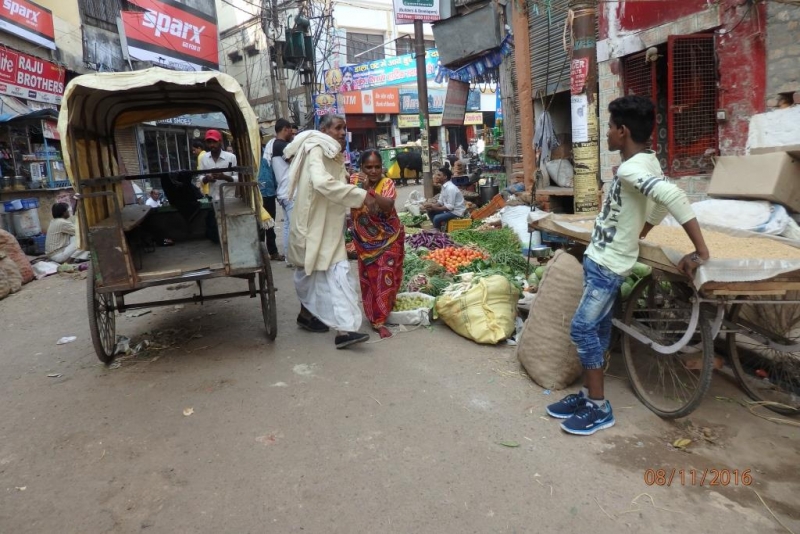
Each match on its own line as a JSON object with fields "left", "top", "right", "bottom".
{"left": 341, "top": 88, "right": 399, "bottom": 151}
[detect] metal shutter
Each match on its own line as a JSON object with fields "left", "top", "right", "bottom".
{"left": 528, "top": 0, "right": 570, "bottom": 97}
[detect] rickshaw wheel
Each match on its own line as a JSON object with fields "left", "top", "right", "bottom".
{"left": 258, "top": 243, "right": 278, "bottom": 341}
{"left": 620, "top": 276, "right": 714, "bottom": 419}
{"left": 86, "top": 262, "right": 117, "bottom": 364}
{"left": 726, "top": 297, "right": 800, "bottom": 416}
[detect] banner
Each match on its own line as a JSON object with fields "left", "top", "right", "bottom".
{"left": 399, "top": 88, "right": 445, "bottom": 114}
{"left": 324, "top": 49, "right": 439, "bottom": 93}
{"left": 441, "top": 80, "right": 469, "bottom": 126}
{"left": 313, "top": 93, "right": 344, "bottom": 118}
{"left": 121, "top": 0, "right": 219, "bottom": 71}
{"left": 392, "top": 0, "right": 440, "bottom": 23}
{"left": 495, "top": 86, "right": 503, "bottom": 123}
{"left": 398, "top": 114, "right": 443, "bottom": 128}
{"left": 0, "top": 0, "right": 54, "bottom": 50}
{"left": 0, "top": 47, "right": 64, "bottom": 104}
{"left": 341, "top": 88, "right": 399, "bottom": 114}
{"left": 464, "top": 112, "right": 483, "bottom": 125}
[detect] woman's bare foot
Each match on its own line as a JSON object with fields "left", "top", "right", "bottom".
{"left": 375, "top": 325, "right": 392, "bottom": 339}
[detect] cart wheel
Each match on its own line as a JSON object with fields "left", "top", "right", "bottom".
{"left": 726, "top": 296, "right": 800, "bottom": 415}
{"left": 258, "top": 243, "right": 278, "bottom": 341}
{"left": 86, "top": 262, "right": 116, "bottom": 364}
{"left": 620, "top": 276, "right": 714, "bottom": 419}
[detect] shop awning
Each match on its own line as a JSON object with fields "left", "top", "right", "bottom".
{"left": 0, "top": 95, "right": 35, "bottom": 122}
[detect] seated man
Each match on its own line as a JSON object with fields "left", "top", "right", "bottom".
{"left": 423, "top": 166, "right": 466, "bottom": 231}
{"left": 45, "top": 202, "right": 77, "bottom": 263}
{"left": 145, "top": 189, "right": 163, "bottom": 208}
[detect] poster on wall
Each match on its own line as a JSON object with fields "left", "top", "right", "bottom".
{"left": 399, "top": 88, "right": 445, "bottom": 114}
{"left": 323, "top": 50, "right": 439, "bottom": 93}
{"left": 392, "top": 0, "right": 440, "bottom": 23}
{"left": 313, "top": 93, "right": 345, "bottom": 118}
{"left": 0, "top": 0, "right": 55, "bottom": 50}
{"left": 0, "top": 47, "right": 64, "bottom": 104}
{"left": 121, "top": 0, "right": 219, "bottom": 71}
{"left": 571, "top": 94, "right": 589, "bottom": 143}
{"left": 441, "top": 79, "right": 470, "bottom": 126}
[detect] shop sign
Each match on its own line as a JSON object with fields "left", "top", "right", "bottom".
{"left": 341, "top": 88, "right": 399, "bottom": 114}
{"left": 429, "top": 114, "right": 442, "bottom": 127}
{"left": 0, "top": 0, "right": 55, "bottom": 50}
{"left": 42, "top": 118, "right": 58, "bottom": 139}
{"left": 345, "top": 114, "right": 377, "bottom": 129}
{"left": 464, "top": 112, "right": 483, "bottom": 125}
{"left": 399, "top": 88, "right": 445, "bottom": 114}
{"left": 121, "top": 0, "right": 219, "bottom": 71}
{"left": 323, "top": 49, "right": 439, "bottom": 93}
{"left": 0, "top": 47, "right": 64, "bottom": 104}
{"left": 441, "top": 79, "right": 469, "bottom": 126}
{"left": 495, "top": 86, "right": 503, "bottom": 122}
{"left": 392, "top": 0, "right": 440, "bottom": 23}
{"left": 398, "top": 114, "right": 443, "bottom": 128}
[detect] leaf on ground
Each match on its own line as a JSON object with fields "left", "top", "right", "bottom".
{"left": 672, "top": 438, "right": 692, "bottom": 449}
{"left": 498, "top": 440, "right": 520, "bottom": 448}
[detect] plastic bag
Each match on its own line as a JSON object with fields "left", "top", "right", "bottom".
{"left": 387, "top": 292, "right": 435, "bottom": 326}
{"left": 544, "top": 159, "right": 574, "bottom": 188}
{"left": 435, "top": 275, "right": 519, "bottom": 344}
{"left": 404, "top": 190, "right": 425, "bottom": 216}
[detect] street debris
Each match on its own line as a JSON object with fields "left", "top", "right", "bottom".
{"left": 125, "top": 309, "right": 151, "bottom": 318}
{"left": 672, "top": 438, "right": 692, "bottom": 450}
{"left": 255, "top": 434, "right": 281, "bottom": 445}
{"left": 56, "top": 336, "right": 76, "bottom": 345}
{"left": 15, "top": 486, "right": 26, "bottom": 491}
{"left": 543, "top": 389, "right": 551, "bottom": 395}
{"left": 173, "top": 305, "right": 184, "bottom": 311}
{"left": 497, "top": 440, "right": 520, "bottom": 448}
{"left": 183, "top": 407, "right": 194, "bottom": 416}
{"left": 270, "top": 382, "right": 288, "bottom": 387}
{"left": 46, "top": 373, "right": 62, "bottom": 378}
{"left": 753, "top": 489, "right": 796, "bottom": 534}
{"left": 166, "top": 283, "right": 192, "bottom": 291}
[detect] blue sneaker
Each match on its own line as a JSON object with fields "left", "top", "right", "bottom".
{"left": 560, "top": 400, "right": 615, "bottom": 435}
{"left": 545, "top": 391, "right": 586, "bottom": 419}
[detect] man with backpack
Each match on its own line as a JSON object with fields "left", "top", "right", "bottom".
{"left": 258, "top": 119, "right": 295, "bottom": 261}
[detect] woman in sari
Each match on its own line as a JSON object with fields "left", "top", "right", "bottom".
{"left": 351, "top": 149, "right": 405, "bottom": 339}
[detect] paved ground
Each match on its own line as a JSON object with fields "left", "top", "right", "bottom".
{"left": 1, "top": 188, "right": 798, "bottom": 533}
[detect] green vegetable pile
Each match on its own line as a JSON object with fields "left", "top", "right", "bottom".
{"left": 449, "top": 228, "right": 521, "bottom": 255}
{"left": 393, "top": 294, "right": 435, "bottom": 312}
{"left": 399, "top": 213, "right": 428, "bottom": 227}
{"left": 619, "top": 262, "right": 652, "bottom": 300}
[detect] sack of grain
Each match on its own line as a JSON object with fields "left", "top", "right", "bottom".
{"left": 516, "top": 250, "right": 584, "bottom": 389}
{"left": 0, "top": 229, "right": 33, "bottom": 284}
{"left": 435, "top": 275, "right": 520, "bottom": 344}
{"left": 0, "top": 251, "right": 22, "bottom": 299}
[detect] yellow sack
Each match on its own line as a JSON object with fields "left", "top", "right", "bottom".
{"left": 260, "top": 206, "right": 275, "bottom": 230}
{"left": 435, "top": 275, "right": 519, "bottom": 344}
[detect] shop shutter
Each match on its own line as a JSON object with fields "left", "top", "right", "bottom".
{"left": 115, "top": 127, "right": 141, "bottom": 175}
{"left": 528, "top": 0, "right": 570, "bottom": 97}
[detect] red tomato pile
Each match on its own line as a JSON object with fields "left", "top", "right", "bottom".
{"left": 424, "top": 247, "right": 489, "bottom": 274}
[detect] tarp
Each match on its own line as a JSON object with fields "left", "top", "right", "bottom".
{"left": 57, "top": 68, "right": 261, "bottom": 232}
{"left": 0, "top": 95, "right": 34, "bottom": 122}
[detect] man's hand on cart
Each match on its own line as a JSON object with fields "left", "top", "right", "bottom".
{"left": 677, "top": 218, "right": 710, "bottom": 278}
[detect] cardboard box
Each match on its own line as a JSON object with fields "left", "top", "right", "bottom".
{"left": 708, "top": 152, "right": 800, "bottom": 212}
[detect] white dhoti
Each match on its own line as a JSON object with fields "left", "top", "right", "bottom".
{"left": 294, "top": 260, "right": 363, "bottom": 332}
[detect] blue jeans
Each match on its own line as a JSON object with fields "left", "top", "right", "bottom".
{"left": 278, "top": 197, "right": 294, "bottom": 259}
{"left": 570, "top": 257, "right": 625, "bottom": 370}
{"left": 429, "top": 210, "right": 459, "bottom": 231}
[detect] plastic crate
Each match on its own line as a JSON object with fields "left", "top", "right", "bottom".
{"left": 470, "top": 194, "right": 506, "bottom": 220}
{"left": 32, "top": 233, "right": 46, "bottom": 255}
{"left": 21, "top": 198, "right": 39, "bottom": 210}
{"left": 3, "top": 199, "right": 23, "bottom": 212}
{"left": 446, "top": 218, "right": 472, "bottom": 232}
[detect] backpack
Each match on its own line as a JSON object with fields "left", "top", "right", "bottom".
{"left": 258, "top": 139, "right": 277, "bottom": 197}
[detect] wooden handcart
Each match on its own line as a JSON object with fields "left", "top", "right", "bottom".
{"left": 534, "top": 215, "right": 800, "bottom": 418}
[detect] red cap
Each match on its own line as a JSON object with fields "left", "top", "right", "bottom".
{"left": 205, "top": 129, "right": 222, "bottom": 142}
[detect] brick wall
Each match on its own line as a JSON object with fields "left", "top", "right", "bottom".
{"left": 767, "top": 1, "right": 800, "bottom": 98}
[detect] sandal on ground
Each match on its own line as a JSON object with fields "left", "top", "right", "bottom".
{"left": 270, "top": 253, "right": 285, "bottom": 261}
{"left": 335, "top": 331, "right": 370, "bottom": 349}
{"left": 297, "top": 314, "right": 330, "bottom": 333}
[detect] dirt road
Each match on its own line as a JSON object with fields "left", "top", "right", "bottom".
{"left": 1, "top": 191, "right": 798, "bottom": 533}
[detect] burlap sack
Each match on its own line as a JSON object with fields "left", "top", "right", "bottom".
{"left": 0, "top": 229, "right": 33, "bottom": 284}
{"left": 0, "top": 252, "right": 22, "bottom": 298}
{"left": 516, "top": 250, "right": 585, "bottom": 390}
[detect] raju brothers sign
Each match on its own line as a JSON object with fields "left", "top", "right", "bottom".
{"left": 0, "top": 47, "right": 64, "bottom": 104}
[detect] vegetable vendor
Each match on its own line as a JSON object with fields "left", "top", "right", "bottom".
{"left": 351, "top": 149, "right": 405, "bottom": 339}
{"left": 422, "top": 167, "right": 466, "bottom": 231}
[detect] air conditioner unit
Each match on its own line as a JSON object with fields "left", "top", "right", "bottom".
{"left": 376, "top": 113, "right": 391, "bottom": 123}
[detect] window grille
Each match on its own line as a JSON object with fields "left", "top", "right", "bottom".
{"left": 346, "top": 32, "right": 385, "bottom": 63}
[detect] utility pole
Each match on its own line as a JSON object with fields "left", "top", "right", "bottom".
{"left": 414, "top": 19, "right": 433, "bottom": 198}
{"left": 569, "top": 0, "right": 600, "bottom": 215}
{"left": 270, "top": 0, "right": 290, "bottom": 120}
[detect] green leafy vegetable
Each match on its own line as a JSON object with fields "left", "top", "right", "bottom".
{"left": 450, "top": 228, "right": 521, "bottom": 255}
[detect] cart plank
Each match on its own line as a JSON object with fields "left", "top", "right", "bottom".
{"left": 137, "top": 239, "right": 223, "bottom": 276}
{"left": 94, "top": 205, "right": 152, "bottom": 232}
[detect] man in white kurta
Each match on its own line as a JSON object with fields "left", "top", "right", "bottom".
{"left": 284, "top": 115, "right": 391, "bottom": 349}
